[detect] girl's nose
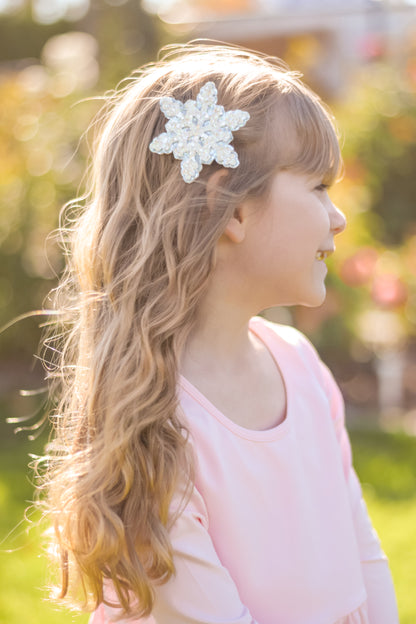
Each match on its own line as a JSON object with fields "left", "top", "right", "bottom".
{"left": 330, "top": 203, "right": 346, "bottom": 235}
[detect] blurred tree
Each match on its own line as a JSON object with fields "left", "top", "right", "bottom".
{"left": 342, "top": 72, "right": 416, "bottom": 246}
{"left": 0, "top": 70, "right": 99, "bottom": 358}
{"left": 0, "top": 0, "right": 165, "bottom": 363}
{"left": 79, "top": 0, "right": 163, "bottom": 86}
{"left": 0, "top": 4, "right": 70, "bottom": 63}
{"left": 0, "top": 1, "right": 163, "bottom": 81}
{"left": 293, "top": 60, "right": 416, "bottom": 409}
{"left": 2, "top": 4, "right": 416, "bottom": 413}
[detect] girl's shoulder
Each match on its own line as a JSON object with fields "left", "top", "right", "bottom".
{"left": 250, "top": 315, "right": 342, "bottom": 412}
{"left": 249, "top": 315, "right": 321, "bottom": 364}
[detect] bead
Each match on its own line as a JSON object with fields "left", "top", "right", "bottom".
{"left": 149, "top": 82, "right": 250, "bottom": 183}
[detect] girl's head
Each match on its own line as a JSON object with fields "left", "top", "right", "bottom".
{"left": 85, "top": 42, "right": 342, "bottom": 335}
{"left": 43, "top": 42, "right": 342, "bottom": 619}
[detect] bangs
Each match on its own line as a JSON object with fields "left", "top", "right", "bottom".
{"left": 290, "top": 92, "right": 342, "bottom": 185}
{"left": 262, "top": 86, "right": 342, "bottom": 188}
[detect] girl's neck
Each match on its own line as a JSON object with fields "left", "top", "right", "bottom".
{"left": 179, "top": 295, "right": 288, "bottom": 433}
{"left": 179, "top": 238, "right": 266, "bottom": 379}
{"left": 180, "top": 293, "right": 259, "bottom": 380}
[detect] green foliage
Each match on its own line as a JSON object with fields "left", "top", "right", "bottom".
{"left": 349, "top": 428, "right": 416, "bottom": 501}
{"left": 0, "top": 0, "right": 166, "bottom": 359}
{"left": 350, "top": 427, "right": 416, "bottom": 624}
{"left": 89, "top": 0, "right": 163, "bottom": 89}
{"left": 338, "top": 67, "right": 416, "bottom": 246}
{"left": 0, "top": 71, "right": 100, "bottom": 356}
{"left": 0, "top": 404, "right": 88, "bottom": 623}
{"left": 295, "top": 64, "right": 416, "bottom": 399}
{"left": 0, "top": 6, "right": 70, "bottom": 63}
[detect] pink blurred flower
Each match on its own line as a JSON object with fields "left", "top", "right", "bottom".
{"left": 358, "top": 33, "right": 386, "bottom": 61}
{"left": 340, "top": 247, "right": 378, "bottom": 287}
{"left": 371, "top": 274, "right": 408, "bottom": 308}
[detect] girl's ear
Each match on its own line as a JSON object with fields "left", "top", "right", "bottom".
{"left": 223, "top": 206, "right": 246, "bottom": 243}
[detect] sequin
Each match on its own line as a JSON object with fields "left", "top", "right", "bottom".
{"left": 149, "top": 82, "right": 250, "bottom": 183}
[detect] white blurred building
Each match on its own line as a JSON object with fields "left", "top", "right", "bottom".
{"left": 147, "top": 0, "right": 416, "bottom": 97}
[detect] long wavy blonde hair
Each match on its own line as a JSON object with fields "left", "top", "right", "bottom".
{"left": 40, "top": 42, "right": 341, "bottom": 619}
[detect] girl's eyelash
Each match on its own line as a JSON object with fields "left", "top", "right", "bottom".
{"left": 315, "top": 183, "right": 329, "bottom": 192}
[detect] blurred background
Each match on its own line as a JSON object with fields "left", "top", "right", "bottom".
{"left": 0, "top": 0, "right": 415, "bottom": 622}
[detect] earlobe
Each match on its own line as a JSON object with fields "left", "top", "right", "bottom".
{"left": 223, "top": 207, "right": 246, "bottom": 243}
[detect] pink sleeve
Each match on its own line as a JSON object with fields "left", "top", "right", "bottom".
{"left": 150, "top": 489, "right": 259, "bottom": 624}
{"left": 100, "top": 487, "right": 259, "bottom": 624}
{"left": 320, "top": 362, "right": 399, "bottom": 624}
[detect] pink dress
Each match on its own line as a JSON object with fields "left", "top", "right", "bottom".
{"left": 90, "top": 317, "right": 399, "bottom": 623}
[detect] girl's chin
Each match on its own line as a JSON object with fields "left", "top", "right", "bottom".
{"left": 266, "top": 288, "right": 327, "bottom": 309}
{"left": 301, "top": 285, "right": 327, "bottom": 308}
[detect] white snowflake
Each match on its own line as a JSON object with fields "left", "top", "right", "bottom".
{"left": 149, "top": 82, "right": 250, "bottom": 183}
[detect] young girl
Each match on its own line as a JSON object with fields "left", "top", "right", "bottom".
{"left": 41, "top": 43, "right": 399, "bottom": 624}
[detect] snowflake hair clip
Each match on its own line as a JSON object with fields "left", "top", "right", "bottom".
{"left": 149, "top": 82, "right": 250, "bottom": 183}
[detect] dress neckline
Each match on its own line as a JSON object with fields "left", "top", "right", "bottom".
{"left": 178, "top": 317, "right": 292, "bottom": 442}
